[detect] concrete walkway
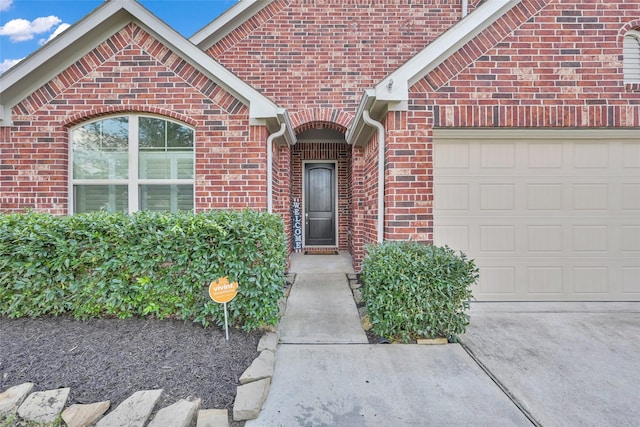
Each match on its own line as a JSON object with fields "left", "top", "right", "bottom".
{"left": 247, "top": 253, "right": 530, "bottom": 426}
{"left": 248, "top": 252, "right": 640, "bottom": 426}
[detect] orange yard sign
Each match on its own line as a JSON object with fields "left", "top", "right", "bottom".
{"left": 209, "top": 276, "right": 238, "bottom": 304}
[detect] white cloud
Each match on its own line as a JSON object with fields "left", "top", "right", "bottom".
{"left": 0, "top": 57, "right": 22, "bottom": 73}
{"left": 0, "top": 15, "right": 61, "bottom": 42}
{"left": 0, "top": 0, "right": 12, "bottom": 12}
{"left": 39, "top": 23, "right": 70, "bottom": 45}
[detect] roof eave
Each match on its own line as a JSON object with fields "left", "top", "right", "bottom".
{"left": 0, "top": 0, "right": 281, "bottom": 126}
{"left": 190, "top": 0, "right": 273, "bottom": 50}
{"left": 346, "top": 0, "right": 521, "bottom": 146}
{"left": 375, "top": 0, "right": 522, "bottom": 106}
{"left": 346, "top": 89, "right": 389, "bottom": 147}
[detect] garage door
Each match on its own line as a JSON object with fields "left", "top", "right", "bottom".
{"left": 433, "top": 130, "right": 640, "bottom": 301}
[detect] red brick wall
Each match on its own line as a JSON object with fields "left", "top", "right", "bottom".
{"left": 349, "top": 127, "right": 383, "bottom": 269}
{"left": 384, "top": 110, "right": 434, "bottom": 244}
{"left": 380, "top": 0, "right": 640, "bottom": 252}
{"left": 209, "top": 0, "right": 470, "bottom": 116}
{"left": 208, "top": 0, "right": 473, "bottom": 264}
{"left": 1, "top": 24, "right": 268, "bottom": 214}
{"left": 273, "top": 143, "right": 293, "bottom": 253}
{"left": 426, "top": 0, "right": 640, "bottom": 127}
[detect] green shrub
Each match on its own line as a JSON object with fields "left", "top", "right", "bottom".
{"left": 360, "top": 241, "right": 478, "bottom": 343}
{"left": 0, "top": 209, "right": 287, "bottom": 331}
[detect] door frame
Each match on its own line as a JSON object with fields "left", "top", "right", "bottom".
{"left": 302, "top": 160, "right": 338, "bottom": 247}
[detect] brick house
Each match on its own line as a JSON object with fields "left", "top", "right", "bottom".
{"left": 1, "top": 0, "right": 638, "bottom": 301}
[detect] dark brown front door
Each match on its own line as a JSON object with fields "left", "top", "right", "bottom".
{"left": 304, "top": 163, "right": 336, "bottom": 246}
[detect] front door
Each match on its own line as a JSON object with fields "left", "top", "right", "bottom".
{"left": 304, "top": 163, "right": 336, "bottom": 246}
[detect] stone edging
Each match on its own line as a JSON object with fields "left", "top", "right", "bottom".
{"left": 230, "top": 272, "right": 294, "bottom": 422}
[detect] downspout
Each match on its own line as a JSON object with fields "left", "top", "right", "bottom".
{"left": 267, "top": 123, "right": 287, "bottom": 214}
{"left": 362, "top": 110, "right": 385, "bottom": 243}
{"left": 462, "top": 0, "right": 468, "bottom": 18}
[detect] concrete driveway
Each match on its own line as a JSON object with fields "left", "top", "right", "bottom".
{"left": 461, "top": 302, "right": 640, "bottom": 427}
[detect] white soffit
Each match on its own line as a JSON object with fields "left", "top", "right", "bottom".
{"left": 0, "top": 0, "right": 280, "bottom": 125}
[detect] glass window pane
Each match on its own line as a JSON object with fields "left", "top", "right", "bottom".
{"left": 167, "top": 121, "right": 194, "bottom": 149}
{"left": 139, "top": 152, "right": 193, "bottom": 179}
{"left": 139, "top": 117, "right": 166, "bottom": 150}
{"left": 72, "top": 117, "right": 129, "bottom": 179}
{"left": 176, "top": 157, "right": 194, "bottom": 179}
{"left": 140, "top": 185, "right": 193, "bottom": 212}
{"left": 74, "top": 185, "right": 128, "bottom": 213}
{"left": 139, "top": 152, "right": 171, "bottom": 179}
{"left": 138, "top": 118, "right": 193, "bottom": 180}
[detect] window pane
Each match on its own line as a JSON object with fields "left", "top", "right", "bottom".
{"left": 138, "top": 118, "right": 193, "bottom": 179}
{"left": 139, "top": 152, "right": 193, "bottom": 179}
{"left": 74, "top": 185, "right": 128, "bottom": 213}
{"left": 167, "top": 121, "right": 194, "bottom": 149}
{"left": 140, "top": 185, "right": 193, "bottom": 212}
{"left": 139, "top": 117, "right": 166, "bottom": 150}
{"left": 72, "top": 117, "right": 129, "bottom": 179}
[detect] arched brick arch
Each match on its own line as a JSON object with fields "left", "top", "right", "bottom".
{"left": 618, "top": 19, "right": 640, "bottom": 46}
{"left": 290, "top": 108, "right": 352, "bottom": 134}
{"left": 63, "top": 105, "right": 198, "bottom": 127}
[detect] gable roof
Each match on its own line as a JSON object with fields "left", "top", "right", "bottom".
{"left": 346, "top": 0, "right": 522, "bottom": 146}
{"left": 190, "top": 0, "right": 272, "bottom": 49}
{"left": 0, "top": 0, "right": 295, "bottom": 144}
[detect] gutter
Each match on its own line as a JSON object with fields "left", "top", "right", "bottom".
{"left": 362, "top": 110, "right": 385, "bottom": 243}
{"left": 266, "top": 123, "right": 287, "bottom": 213}
{"left": 266, "top": 109, "right": 296, "bottom": 214}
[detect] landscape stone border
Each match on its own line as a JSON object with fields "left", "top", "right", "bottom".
{"left": 230, "top": 272, "right": 295, "bottom": 422}
{"left": 0, "top": 276, "right": 293, "bottom": 426}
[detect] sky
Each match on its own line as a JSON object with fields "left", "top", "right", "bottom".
{"left": 0, "top": 0, "right": 238, "bottom": 73}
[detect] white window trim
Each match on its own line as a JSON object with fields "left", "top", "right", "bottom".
{"left": 69, "top": 114, "right": 195, "bottom": 214}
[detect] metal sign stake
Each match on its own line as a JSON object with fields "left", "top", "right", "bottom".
{"left": 223, "top": 302, "right": 229, "bottom": 340}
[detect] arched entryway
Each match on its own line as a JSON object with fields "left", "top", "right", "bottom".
{"left": 291, "top": 127, "right": 352, "bottom": 252}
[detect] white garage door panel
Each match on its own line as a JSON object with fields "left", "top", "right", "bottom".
{"left": 434, "top": 132, "right": 640, "bottom": 301}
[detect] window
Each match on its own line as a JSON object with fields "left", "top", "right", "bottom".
{"left": 71, "top": 115, "right": 194, "bottom": 213}
{"left": 624, "top": 30, "right": 640, "bottom": 83}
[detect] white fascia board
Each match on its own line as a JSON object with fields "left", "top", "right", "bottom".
{"left": 0, "top": 0, "right": 280, "bottom": 125}
{"left": 375, "top": 0, "right": 521, "bottom": 106}
{"left": 190, "top": 0, "right": 270, "bottom": 48}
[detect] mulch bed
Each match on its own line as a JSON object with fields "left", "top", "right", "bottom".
{"left": 0, "top": 316, "right": 261, "bottom": 419}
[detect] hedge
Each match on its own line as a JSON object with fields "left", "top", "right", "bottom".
{"left": 360, "top": 241, "right": 478, "bottom": 343}
{"left": 0, "top": 210, "right": 287, "bottom": 331}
